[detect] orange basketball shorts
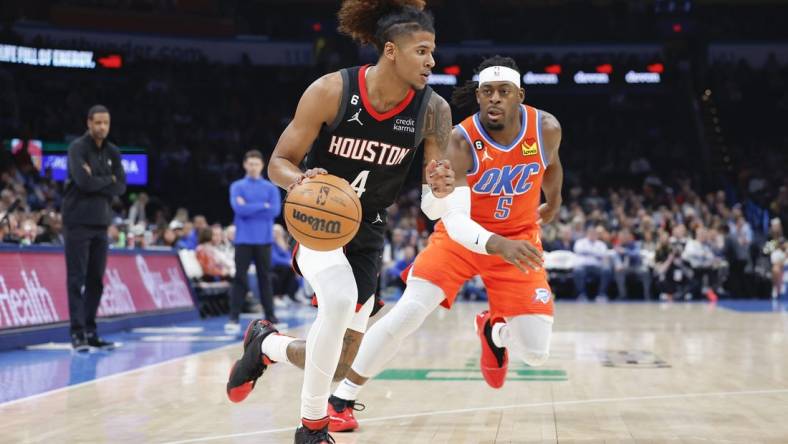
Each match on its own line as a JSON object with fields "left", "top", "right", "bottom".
{"left": 401, "top": 230, "right": 554, "bottom": 318}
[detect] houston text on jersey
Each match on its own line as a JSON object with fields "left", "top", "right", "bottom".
{"left": 327, "top": 135, "right": 412, "bottom": 166}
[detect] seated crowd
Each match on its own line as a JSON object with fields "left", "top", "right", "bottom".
{"left": 0, "top": 155, "right": 785, "bottom": 302}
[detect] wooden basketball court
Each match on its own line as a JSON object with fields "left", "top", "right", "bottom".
{"left": 2, "top": 301, "right": 788, "bottom": 443}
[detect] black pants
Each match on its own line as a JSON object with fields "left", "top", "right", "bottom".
{"left": 64, "top": 224, "right": 109, "bottom": 336}
{"left": 726, "top": 260, "right": 747, "bottom": 298}
{"left": 272, "top": 265, "right": 299, "bottom": 299}
{"left": 689, "top": 266, "right": 718, "bottom": 296}
{"left": 230, "top": 244, "right": 275, "bottom": 322}
{"left": 657, "top": 263, "right": 688, "bottom": 296}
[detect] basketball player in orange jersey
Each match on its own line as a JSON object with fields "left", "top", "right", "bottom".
{"left": 326, "top": 55, "right": 563, "bottom": 432}
{"left": 224, "top": 1, "right": 455, "bottom": 442}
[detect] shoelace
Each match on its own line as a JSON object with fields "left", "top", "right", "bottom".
{"left": 305, "top": 429, "right": 336, "bottom": 444}
{"left": 349, "top": 401, "right": 366, "bottom": 412}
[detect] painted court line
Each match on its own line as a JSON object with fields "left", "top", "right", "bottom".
{"left": 132, "top": 327, "right": 205, "bottom": 334}
{"left": 159, "top": 387, "right": 788, "bottom": 444}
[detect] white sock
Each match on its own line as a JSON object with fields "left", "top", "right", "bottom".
{"left": 333, "top": 378, "right": 362, "bottom": 401}
{"left": 491, "top": 321, "right": 506, "bottom": 348}
{"left": 261, "top": 333, "right": 296, "bottom": 364}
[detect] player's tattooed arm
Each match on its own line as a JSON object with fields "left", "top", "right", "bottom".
{"left": 422, "top": 93, "right": 454, "bottom": 197}
{"left": 538, "top": 111, "right": 563, "bottom": 224}
{"left": 423, "top": 93, "right": 452, "bottom": 157}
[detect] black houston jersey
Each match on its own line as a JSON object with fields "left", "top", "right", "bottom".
{"left": 305, "top": 65, "right": 433, "bottom": 217}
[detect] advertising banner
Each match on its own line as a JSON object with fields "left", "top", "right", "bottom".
{"left": 12, "top": 24, "right": 313, "bottom": 66}
{"left": 40, "top": 153, "right": 148, "bottom": 185}
{"left": 0, "top": 249, "right": 195, "bottom": 331}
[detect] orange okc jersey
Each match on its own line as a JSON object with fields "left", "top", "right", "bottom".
{"left": 443, "top": 104, "right": 547, "bottom": 237}
{"left": 405, "top": 104, "right": 554, "bottom": 318}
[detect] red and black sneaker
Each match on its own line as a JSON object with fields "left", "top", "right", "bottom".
{"left": 225, "top": 319, "right": 278, "bottom": 403}
{"left": 327, "top": 395, "right": 365, "bottom": 432}
{"left": 295, "top": 417, "right": 336, "bottom": 444}
{"left": 474, "top": 310, "right": 508, "bottom": 389}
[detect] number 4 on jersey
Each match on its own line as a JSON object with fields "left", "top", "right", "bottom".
{"left": 350, "top": 170, "right": 369, "bottom": 197}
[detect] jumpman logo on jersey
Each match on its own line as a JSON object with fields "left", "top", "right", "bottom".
{"left": 482, "top": 149, "right": 494, "bottom": 162}
{"left": 372, "top": 212, "right": 383, "bottom": 224}
{"left": 347, "top": 109, "right": 364, "bottom": 126}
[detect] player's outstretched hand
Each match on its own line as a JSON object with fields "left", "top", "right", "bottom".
{"left": 426, "top": 159, "right": 455, "bottom": 198}
{"left": 288, "top": 168, "right": 328, "bottom": 192}
{"left": 487, "top": 235, "right": 543, "bottom": 273}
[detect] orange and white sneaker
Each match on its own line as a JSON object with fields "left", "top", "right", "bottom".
{"left": 474, "top": 310, "right": 508, "bottom": 389}
{"left": 327, "top": 395, "right": 364, "bottom": 432}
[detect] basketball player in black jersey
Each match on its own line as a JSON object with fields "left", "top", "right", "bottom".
{"left": 225, "top": 1, "right": 454, "bottom": 442}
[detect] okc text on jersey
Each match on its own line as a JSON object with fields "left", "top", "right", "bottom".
{"left": 472, "top": 162, "right": 541, "bottom": 196}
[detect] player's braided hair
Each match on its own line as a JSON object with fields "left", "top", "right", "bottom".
{"left": 451, "top": 56, "right": 521, "bottom": 113}
{"left": 337, "top": 0, "right": 434, "bottom": 53}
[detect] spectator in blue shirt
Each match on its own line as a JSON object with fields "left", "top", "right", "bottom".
{"left": 225, "top": 150, "right": 282, "bottom": 334}
{"left": 177, "top": 215, "right": 207, "bottom": 250}
{"left": 271, "top": 224, "right": 301, "bottom": 302}
{"left": 614, "top": 228, "right": 652, "bottom": 300}
{"left": 384, "top": 245, "right": 416, "bottom": 291}
{"left": 546, "top": 225, "right": 575, "bottom": 252}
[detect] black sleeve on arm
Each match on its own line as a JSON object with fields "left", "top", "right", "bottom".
{"left": 102, "top": 147, "right": 127, "bottom": 196}
{"left": 68, "top": 142, "right": 112, "bottom": 192}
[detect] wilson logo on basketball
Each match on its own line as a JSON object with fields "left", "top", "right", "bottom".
{"left": 284, "top": 173, "right": 360, "bottom": 251}
{"left": 291, "top": 208, "right": 342, "bottom": 234}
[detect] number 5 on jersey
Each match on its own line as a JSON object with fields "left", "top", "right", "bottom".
{"left": 350, "top": 170, "right": 370, "bottom": 197}
{"left": 495, "top": 196, "right": 513, "bottom": 220}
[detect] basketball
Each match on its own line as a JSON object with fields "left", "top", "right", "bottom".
{"left": 283, "top": 174, "right": 362, "bottom": 251}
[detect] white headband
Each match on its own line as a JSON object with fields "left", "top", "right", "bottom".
{"left": 478, "top": 66, "right": 521, "bottom": 87}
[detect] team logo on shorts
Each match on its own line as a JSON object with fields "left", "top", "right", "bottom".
{"left": 474, "top": 140, "right": 484, "bottom": 150}
{"left": 534, "top": 288, "right": 551, "bottom": 304}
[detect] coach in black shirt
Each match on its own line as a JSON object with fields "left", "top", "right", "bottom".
{"left": 63, "top": 105, "right": 126, "bottom": 351}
